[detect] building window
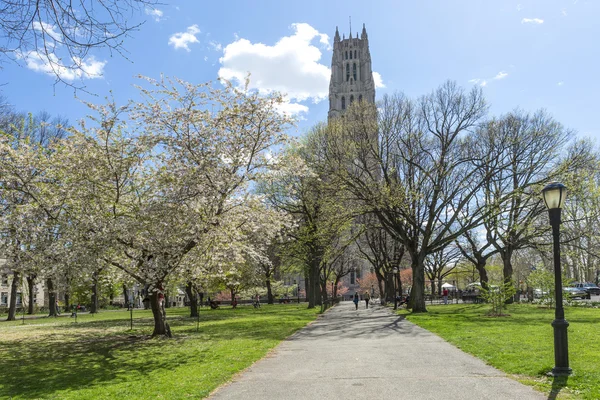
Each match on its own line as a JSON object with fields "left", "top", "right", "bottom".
{"left": 353, "top": 63, "right": 357, "bottom": 81}
{"left": 1, "top": 292, "right": 7, "bottom": 305}
{"left": 346, "top": 63, "right": 350, "bottom": 81}
{"left": 350, "top": 95, "right": 354, "bottom": 104}
{"left": 359, "top": 94, "right": 363, "bottom": 102}
{"left": 354, "top": 50, "right": 357, "bottom": 58}
{"left": 345, "top": 51, "right": 348, "bottom": 60}
{"left": 341, "top": 96, "right": 346, "bottom": 110}
{"left": 1, "top": 275, "right": 7, "bottom": 286}
{"left": 349, "top": 50, "right": 352, "bottom": 59}
{"left": 350, "top": 271, "right": 355, "bottom": 285}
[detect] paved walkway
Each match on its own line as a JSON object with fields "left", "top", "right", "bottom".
{"left": 209, "top": 301, "right": 545, "bottom": 400}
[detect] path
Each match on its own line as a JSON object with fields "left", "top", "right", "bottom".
{"left": 209, "top": 301, "right": 545, "bottom": 399}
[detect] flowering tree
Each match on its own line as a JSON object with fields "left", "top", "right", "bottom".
{"left": 49, "top": 77, "right": 292, "bottom": 336}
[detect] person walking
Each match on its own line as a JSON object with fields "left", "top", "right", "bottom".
{"left": 443, "top": 288, "right": 449, "bottom": 305}
{"left": 353, "top": 292, "right": 360, "bottom": 310}
{"left": 364, "top": 291, "right": 370, "bottom": 309}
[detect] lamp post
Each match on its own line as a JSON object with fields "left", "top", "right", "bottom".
{"left": 542, "top": 182, "right": 572, "bottom": 376}
{"left": 393, "top": 267, "right": 399, "bottom": 310}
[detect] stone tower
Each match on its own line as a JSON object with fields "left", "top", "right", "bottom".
{"left": 328, "top": 23, "right": 375, "bottom": 119}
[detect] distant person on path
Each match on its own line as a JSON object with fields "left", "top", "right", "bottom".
{"left": 55, "top": 300, "right": 61, "bottom": 315}
{"left": 254, "top": 294, "right": 261, "bottom": 308}
{"left": 364, "top": 291, "right": 370, "bottom": 309}
{"left": 443, "top": 288, "right": 449, "bottom": 305}
{"left": 353, "top": 292, "right": 359, "bottom": 310}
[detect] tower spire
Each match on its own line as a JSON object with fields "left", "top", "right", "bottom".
{"left": 361, "top": 23, "right": 368, "bottom": 40}
{"left": 349, "top": 16, "right": 352, "bottom": 38}
{"left": 334, "top": 26, "right": 340, "bottom": 42}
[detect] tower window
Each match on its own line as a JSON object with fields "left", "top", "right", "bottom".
{"left": 345, "top": 51, "right": 348, "bottom": 60}
{"left": 349, "top": 51, "right": 352, "bottom": 59}
{"left": 354, "top": 50, "right": 357, "bottom": 58}
{"left": 346, "top": 63, "right": 350, "bottom": 81}
{"left": 353, "top": 63, "right": 357, "bottom": 81}
{"left": 341, "top": 96, "right": 346, "bottom": 110}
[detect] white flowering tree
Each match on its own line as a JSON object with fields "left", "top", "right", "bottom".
{"left": 51, "top": 77, "right": 292, "bottom": 336}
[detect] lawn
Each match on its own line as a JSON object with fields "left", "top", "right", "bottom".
{"left": 0, "top": 304, "right": 320, "bottom": 399}
{"left": 400, "top": 303, "right": 600, "bottom": 399}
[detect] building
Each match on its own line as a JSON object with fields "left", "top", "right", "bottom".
{"left": 328, "top": 23, "right": 376, "bottom": 120}
{"left": 328, "top": 23, "right": 376, "bottom": 297}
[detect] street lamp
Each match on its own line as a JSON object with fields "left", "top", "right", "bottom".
{"left": 393, "top": 267, "right": 399, "bottom": 310}
{"left": 542, "top": 182, "right": 571, "bottom": 376}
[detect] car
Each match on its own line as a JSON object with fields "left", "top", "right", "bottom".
{"left": 533, "top": 288, "right": 549, "bottom": 298}
{"left": 572, "top": 282, "right": 600, "bottom": 299}
{"left": 563, "top": 286, "right": 588, "bottom": 299}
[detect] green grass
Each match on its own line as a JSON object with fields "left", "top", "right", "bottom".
{"left": 0, "top": 304, "right": 320, "bottom": 399}
{"left": 400, "top": 303, "right": 600, "bottom": 399}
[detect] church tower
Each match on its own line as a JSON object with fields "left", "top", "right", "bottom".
{"left": 328, "top": 23, "right": 375, "bottom": 119}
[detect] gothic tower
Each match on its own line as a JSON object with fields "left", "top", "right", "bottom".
{"left": 328, "top": 23, "right": 375, "bottom": 119}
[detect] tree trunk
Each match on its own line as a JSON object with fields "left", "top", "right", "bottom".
{"left": 7, "top": 271, "right": 20, "bottom": 321}
{"left": 150, "top": 291, "right": 172, "bottom": 337}
{"left": 164, "top": 290, "right": 170, "bottom": 308}
{"left": 47, "top": 278, "right": 57, "bottom": 317}
{"left": 90, "top": 270, "right": 99, "bottom": 314}
{"left": 410, "top": 254, "right": 427, "bottom": 312}
{"left": 385, "top": 272, "right": 394, "bottom": 303}
{"left": 397, "top": 270, "right": 403, "bottom": 298}
{"left": 502, "top": 250, "right": 514, "bottom": 304}
{"left": 266, "top": 277, "right": 273, "bottom": 304}
{"left": 230, "top": 288, "right": 235, "bottom": 303}
{"left": 437, "top": 280, "right": 442, "bottom": 296}
{"left": 185, "top": 282, "right": 198, "bottom": 318}
{"left": 64, "top": 292, "right": 70, "bottom": 312}
{"left": 27, "top": 274, "right": 36, "bottom": 315}
{"left": 476, "top": 260, "right": 489, "bottom": 291}
{"left": 123, "top": 284, "right": 130, "bottom": 309}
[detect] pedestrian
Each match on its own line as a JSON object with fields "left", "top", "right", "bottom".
{"left": 364, "top": 291, "right": 370, "bottom": 309}
{"left": 353, "top": 292, "right": 359, "bottom": 310}
{"left": 55, "top": 300, "right": 61, "bottom": 315}
{"left": 443, "top": 288, "right": 449, "bottom": 305}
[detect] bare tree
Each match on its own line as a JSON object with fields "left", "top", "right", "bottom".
{"left": 1, "top": 0, "right": 157, "bottom": 88}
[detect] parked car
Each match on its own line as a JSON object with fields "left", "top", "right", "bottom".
{"left": 533, "top": 288, "right": 549, "bottom": 298}
{"left": 563, "top": 286, "right": 588, "bottom": 299}
{"left": 572, "top": 282, "right": 600, "bottom": 299}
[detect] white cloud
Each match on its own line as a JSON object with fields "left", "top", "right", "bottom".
{"left": 209, "top": 41, "right": 223, "bottom": 52}
{"left": 562, "top": 8, "right": 568, "bottom": 16}
{"left": 218, "top": 23, "right": 332, "bottom": 109}
{"left": 558, "top": 81, "right": 564, "bottom": 86}
{"left": 17, "top": 51, "right": 106, "bottom": 81}
{"left": 516, "top": 4, "right": 523, "bottom": 11}
{"left": 470, "top": 70, "right": 508, "bottom": 87}
{"left": 169, "top": 25, "right": 201, "bottom": 51}
{"left": 204, "top": 56, "right": 208, "bottom": 62}
{"left": 274, "top": 101, "right": 309, "bottom": 116}
{"left": 32, "top": 21, "right": 62, "bottom": 43}
{"left": 521, "top": 18, "right": 544, "bottom": 24}
{"left": 373, "top": 71, "right": 385, "bottom": 88}
{"left": 145, "top": 8, "right": 164, "bottom": 22}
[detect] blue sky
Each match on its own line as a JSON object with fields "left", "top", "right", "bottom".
{"left": 2, "top": 0, "right": 599, "bottom": 139}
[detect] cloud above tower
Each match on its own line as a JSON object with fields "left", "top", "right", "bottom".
{"left": 218, "top": 23, "right": 331, "bottom": 115}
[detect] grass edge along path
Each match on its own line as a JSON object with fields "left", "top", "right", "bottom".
{"left": 0, "top": 304, "right": 321, "bottom": 400}
{"left": 399, "top": 303, "right": 599, "bottom": 400}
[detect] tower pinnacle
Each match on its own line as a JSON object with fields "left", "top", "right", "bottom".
{"left": 328, "top": 22, "right": 376, "bottom": 120}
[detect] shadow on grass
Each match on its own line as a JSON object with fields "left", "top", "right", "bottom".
{"left": 0, "top": 306, "right": 316, "bottom": 399}
{"left": 547, "top": 376, "right": 568, "bottom": 400}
